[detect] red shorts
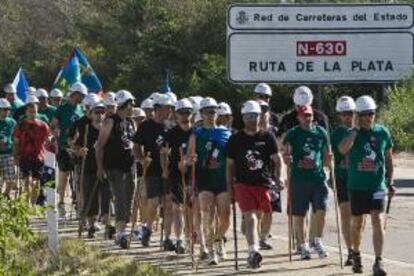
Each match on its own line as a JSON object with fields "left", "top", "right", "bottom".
{"left": 234, "top": 183, "right": 271, "bottom": 213}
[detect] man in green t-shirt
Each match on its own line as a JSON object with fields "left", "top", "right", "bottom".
{"left": 331, "top": 96, "right": 357, "bottom": 267}
{"left": 52, "top": 82, "right": 86, "bottom": 218}
{"left": 283, "top": 105, "right": 330, "bottom": 260}
{"left": 36, "top": 88, "right": 57, "bottom": 123}
{"left": 339, "top": 95, "right": 394, "bottom": 276}
{"left": 0, "top": 98, "right": 16, "bottom": 197}
{"left": 3, "top": 83, "right": 24, "bottom": 117}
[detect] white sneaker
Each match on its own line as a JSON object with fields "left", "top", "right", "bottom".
{"left": 217, "top": 240, "right": 227, "bottom": 260}
{"left": 300, "top": 243, "right": 311, "bottom": 260}
{"left": 207, "top": 250, "right": 219, "bottom": 265}
{"left": 313, "top": 237, "right": 328, "bottom": 258}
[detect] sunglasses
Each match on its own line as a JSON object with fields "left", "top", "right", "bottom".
{"left": 358, "top": 112, "right": 375, "bottom": 117}
{"left": 243, "top": 113, "right": 259, "bottom": 120}
{"left": 177, "top": 109, "right": 192, "bottom": 115}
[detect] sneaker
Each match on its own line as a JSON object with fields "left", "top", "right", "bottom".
{"left": 313, "top": 237, "right": 328, "bottom": 258}
{"left": 373, "top": 259, "right": 387, "bottom": 276}
{"left": 175, "top": 240, "right": 186, "bottom": 254}
{"left": 199, "top": 246, "right": 209, "bottom": 260}
{"left": 300, "top": 243, "right": 311, "bottom": 260}
{"left": 345, "top": 249, "right": 354, "bottom": 266}
{"left": 259, "top": 239, "right": 273, "bottom": 250}
{"left": 58, "top": 202, "right": 66, "bottom": 219}
{"left": 87, "top": 226, "right": 96, "bottom": 239}
{"left": 217, "top": 239, "right": 227, "bottom": 260}
{"left": 207, "top": 250, "right": 219, "bottom": 265}
{"left": 352, "top": 252, "right": 363, "bottom": 274}
{"left": 141, "top": 226, "right": 152, "bottom": 247}
{"left": 132, "top": 226, "right": 143, "bottom": 241}
{"left": 115, "top": 231, "right": 128, "bottom": 245}
{"left": 163, "top": 238, "right": 176, "bottom": 251}
{"left": 247, "top": 251, "right": 263, "bottom": 269}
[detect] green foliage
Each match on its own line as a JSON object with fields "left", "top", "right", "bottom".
{"left": 379, "top": 80, "right": 414, "bottom": 151}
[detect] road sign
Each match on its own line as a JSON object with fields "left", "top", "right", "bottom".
{"left": 227, "top": 4, "right": 414, "bottom": 83}
{"left": 228, "top": 4, "right": 414, "bottom": 30}
{"left": 228, "top": 32, "right": 413, "bottom": 83}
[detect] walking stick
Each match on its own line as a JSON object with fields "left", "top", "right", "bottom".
{"left": 190, "top": 148, "right": 196, "bottom": 268}
{"left": 179, "top": 148, "right": 190, "bottom": 250}
{"left": 287, "top": 164, "right": 293, "bottom": 262}
{"left": 128, "top": 164, "right": 147, "bottom": 248}
{"left": 231, "top": 185, "right": 239, "bottom": 271}
{"left": 78, "top": 125, "right": 89, "bottom": 238}
{"left": 384, "top": 196, "right": 392, "bottom": 231}
{"left": 323, "top": 115, "right": 344, "bottom": 269}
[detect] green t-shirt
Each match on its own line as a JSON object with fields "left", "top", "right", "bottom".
{"left": 283, "top": 125, "right": 328, "bottom": 183}
{"left": 331, "top": 125, "right": 350, "bottom": 179}
{"left": 39, "top": 105, "right": 57, "bottom": 122}
{"left": 54, "top": 103, "right": 84, "bottom": 147}
{"left": 194, "top": 126, "right": 231, "bottom": 187}
{"left": 347, "top": 124, "right": 393, "bottom": 192}
{"left": 0, "top": 117, "right": 16, "bottom": 154}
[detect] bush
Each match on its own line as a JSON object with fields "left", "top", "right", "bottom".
{"left": 379, "top": 79, "right": 414, "bottom": 151}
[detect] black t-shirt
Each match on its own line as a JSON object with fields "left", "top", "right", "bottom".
{"left": 277, "top": 108, "right": 328, "bottom": 137}
{"left": 75, "top": 121, "right": 99, "bottom": 173}
{"left": 132, "top": 119, "right": 167, "bottom": 177}
{"left": 164, "top": 125, "right": 192, "bottom": 180}
{"left": 103, "top": 114, "right": 135, "bottom": 172}
{"left": 227, "top": 130, "right": 279, "bottom": 187}
{"left": 68, "top": 116, "right": 90, "bottom": 140}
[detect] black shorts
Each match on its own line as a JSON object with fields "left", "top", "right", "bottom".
{"left": 57, "top": 147, "right": 74, "bottom": 172}
{"left": 349, "top": 190, "right": 385, "bottom": 216}
{"left": 335, "top": 175, "right": 349, "bottom": 203}
{"left": 20, "top": 159, "right": 44, "bottom": 179}
{"left": 170, "top": 177, "right": 192, "bottom": 205}
{"left": 198, "top": 185, "right": 228, "bottom": 196}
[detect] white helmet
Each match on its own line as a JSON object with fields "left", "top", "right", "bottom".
{"left": 293, "top": 86, "right": 313, "bottom": 106}
{"left": 175, "top": 98, "right": 193, "bottom": 111}
{"left": 241, "top": 100, "right": 261, "bottom": 114}
{"left": 83, "top": 93, "right": 101, "bottom": 107}
{"left": 104, "top": 92, "right": 116, "bottom": 106}
{"left": 50, "top": 88, "right": 63, "bottom": 98}
{"left": 132, "top": 107, "right": 146, "bottom": 118}
{"left": 90, "top": 101, "right": 105, "bottom": 110}
{"left": 218, "top": 102, "right": 232, "bottom": 115}
{"left": 166, "top": 92, "right": 178, "bottom": 104}
{"left": 0, "top": 98, "right": 11, "bottom": 108}
{"left": 4, "top": 83, "right": 16, "bottom": 94}
{"left": 25, "top": 95, "right": 40, "bottom": 105}
{"left": 141, "top": 98, "right": 154, "bottom": 109}
{"left": 35, "top": 88, "right": 48, "bottom": 98}
{"left": 69, "top": 82, "right": 88, "bottom": 96}
{"left": 115, "top": 90, "right": 135, "bottom": 106}
{"left": 149, "top": 92, "right": 161, "bottom": 100}
{"left": 189, "top": 96, "right": 203, "bottom": 111}
{"left": 26, "top": 86, "right": 37, "bottom": 96}
{"left": 336, "top": 96, "right": 356, "bottom": 112}
{"left": 254, "top": 83, "right": 272, "bottom": 96}
{"left": 153, "top": 93, "right": 174, "bottom": 106}
{"left": 356, "top": 95, "right": 377, "bottom": 112}
{"left": 199, "top": 97, "right": 218, "bottom": 110}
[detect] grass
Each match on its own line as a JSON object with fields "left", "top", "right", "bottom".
{"left": 8, "top": 235, "right": 171, "bottom": 276}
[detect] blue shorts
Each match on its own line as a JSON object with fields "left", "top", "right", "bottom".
{"left": 291, "top": 180, "right": 328, "bottom": 216}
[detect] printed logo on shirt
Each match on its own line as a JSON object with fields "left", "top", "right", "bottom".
{"left": 70, "top": 114, "right": 81, "bottom": 123}
{"left": 298, "top": 142, "right": 316, "bottom": 169}
{"left": 156, "top": 135, "right": 164, "bottom": 146}
{"left": 245, "top": 150, "right": 263, "bottom": 171}
{"left": 120, "top": 120, "right": 134, "bottom": 150}
{"left": 358, "top": 142, "right": 377, "bottom": 172}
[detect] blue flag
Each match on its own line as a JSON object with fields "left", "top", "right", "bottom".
{"left": 12, "top": 68, "right": 29, "bottom": 102}
{"left": 160, "top": 70, "right": 172, "bottom": 93}
{"left": 53, "top": 47, "right": 103, "bottom": 95}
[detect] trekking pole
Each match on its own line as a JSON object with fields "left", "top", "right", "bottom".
{"left": 80, "top": 179, "right": 100, "bottom": 233}
{"left": 179, "top": 148, "right": 191, "bottom": 255}
{"left": 384, "top": 196, "right": 392, "bottom": 231}
{"left": 323, "top": 114, "right": 343, "bottom": 269}
{"left": 128, "top": 164, "right": 147, "bottom": 248}
{"left": 190, "top": 148, "right": 196, "bottom": 268}
{"left": 287, "top": 164, "right": 293, "bottom": 262}
{"left": 15, "top": 165, "right": 21, "bottom": 199}
{"left": 77, "top": 125, "right": 89, "bottom": 238}
{"left": 231, "top": 185, "right": 239, "bottom": 270}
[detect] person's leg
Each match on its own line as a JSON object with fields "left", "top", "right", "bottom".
{"left": 215, "top": 191, "right": 230, "bottom": 259}
{"left": 198, "top": 191, "right": 215, "bottom": 252}
{"left": 351, "top": 215, "right": 364, "bottom": 253}
{"left": 340, "top": 202, "right": 352, "bottom": 250}
{"left": 244, "top": 211, "right": 259, "bottom": 251}
{"left": 308, "top": 212, "right": 317, "bottom": 244}
{"left": 173, "top": 202, "right": 183, "bottom": 241}
{"left": 293, "top": 216, "right": 306, "bottom": 245}
{"left": 107, "top": 170, "right": 127, "bottom": 233}
{"left": 370, "top": 210, "right": 384, "bottom": 258}
{"left": 163, "top": 193, "right": 174, "bottom": 240}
